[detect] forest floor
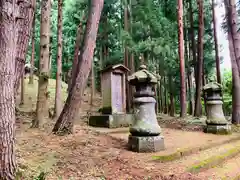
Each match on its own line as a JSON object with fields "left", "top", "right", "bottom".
{"left": 15, "top": 76, "right": 240, "bottom": 180}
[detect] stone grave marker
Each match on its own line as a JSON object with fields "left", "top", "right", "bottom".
{"left": 88, "top": 64, "right": 133, "bottom": 128}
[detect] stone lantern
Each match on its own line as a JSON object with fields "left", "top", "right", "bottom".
{"left": 203, "top": 82, "right": 231, "bottom": 134}
{"left": 127, "top": 65, "right": 165, "bottom": 152}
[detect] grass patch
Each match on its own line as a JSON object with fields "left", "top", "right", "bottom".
{"left": 188, "top": 145, "right": 240, "bottom": 173}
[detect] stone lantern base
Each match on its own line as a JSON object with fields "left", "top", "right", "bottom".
{"left": 128, "top": 135, "right": 165, "bottom": 153}
{"left": 204, "top": 124, "right": 231, "bottom": 135}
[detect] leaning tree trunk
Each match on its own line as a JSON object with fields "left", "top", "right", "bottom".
{"left": 0, "top": 1, "right": 17, "bottom": 179}
{"left": 29, "top": 0, "right": 36, "bottom": 84}
{"left": 32, "top": 0, "right": 51, "bottom": 128}
{"left": 14, "top": 0, "right": 35, "bottom": 96}
{"left": 55, "top": 0, "right": 63, "bottom": 118}
{"left": 52, "top": 0, "right": 104, "bottom": 135}
{"left": 194, "top": 0, "right": 204, "bottom": 117}
{"left": 178, "top": 0, "right": 187, "bottom": 117}
{"left": 68, "top": 15, "right": 86, "bottom": 92}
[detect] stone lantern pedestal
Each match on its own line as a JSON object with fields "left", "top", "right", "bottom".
{"left": 203, "top": 82, "right": 231, "bottom": 134}
{"left": 127, "top": 65, "right": 165, "bottom": 152}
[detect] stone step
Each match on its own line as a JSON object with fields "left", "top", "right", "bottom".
{"left": 152, "top": 139, "right": 240, "bottom": 176}
{"left": 195, "top": 153, "right": 240, "bottom": 180}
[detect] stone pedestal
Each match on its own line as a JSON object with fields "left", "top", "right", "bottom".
{"left": 203, "top": 82, "right": 231, "bottom": 135}
{"left": 128, "top": 135, "right": 165, "bottom": 152}
{"left": 127, "top": 65, "right": 164, "bottom": 153}
{"left": 88, "top": 114, "right": 133, "bottom": 128}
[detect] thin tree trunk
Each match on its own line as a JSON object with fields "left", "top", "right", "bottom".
{"left": 90, "top": 60, "right": 95, "bottom": 105}
{"left": 178, "top": 0, "right": 187, "bottom": 117}
{"left": 124, "top": 1, "right": 131, "bottom": 112}
{"left": 194, "top": 0, "right": 204, "bottom": 117}
{"left": 189, "top": 0, "right": 197, "bottom": 80}
{"left": 0, "top": 0, "right": 17, "bottom": 178}
{"left": 29, "top": 1, "right": 36, "bottom": 84}
{"left": 55, "top": 0, "right": 63, "bottom": 118}
{"left": 69, "top": 15, "right": 86, "bottom": 92}
{"left": 20, "top": 75, "right": 25, "bottom": 105}
{"left": 32, "top": 0, "right": 51, "bottom": 128}
{"left": 14, "top": 0, "right": 35, "bottom": 95}
{"left": 212, "top": 0, "right": 221, "bottom": 84}
{"left": 169, "top": 76, "right": 175, "bottom": 117}
{"left": 52, "top": 0, "right": 104, "bottom": 135}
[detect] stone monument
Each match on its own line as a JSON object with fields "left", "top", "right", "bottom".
{"left": 203, "top": 82, "right": 231, "bottom": 134}
{"left": 127, "top": 65, "right": 165, "bottom": 152}
{"left": 88, "top": 64, "right": 133, "bottom": 128}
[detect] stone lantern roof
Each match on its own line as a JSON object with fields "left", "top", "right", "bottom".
{"left": 203, "top": 82, "right": 222, "bottom": 92}
{"left": 128, "top": 65, "right": 158, "bottom": 85}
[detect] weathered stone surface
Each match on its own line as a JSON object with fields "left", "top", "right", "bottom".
{"left": 130, "top": 97, "right": 161, "bottom": 136}
{"left": 203, "top": 82, "right": 229, "bottom": 135}
{"left": 204, "top": 124, "right": 231, "bottom": 135}
{"left": 128, "top": 135, "right": 165, "bottom": 152}
{"left": 88, "top": 114, "right": 133, "bottom": 128}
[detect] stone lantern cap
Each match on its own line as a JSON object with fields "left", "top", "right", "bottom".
{"left": 203, "top": 82, "right": 222, "bottom": 92}
{"left": 128, "top": 65, "right": 158, "bottom": 85}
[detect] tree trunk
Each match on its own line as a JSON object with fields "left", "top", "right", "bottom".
{"left": 90, "top": 60, "right": 95, "bottom": 105}
{"left": 187, "top": 71, "right": 194, "bottom": 115}
{"left": 20, "top": 75, "right": 25, "bottom": 105}
{"left": 178, "top": 0, "right": 187, "bottom": 117}
{"left": 169, "top": 76, "right": 175, "bottom": 117}
{"left": 212, "top": 0, "right": 221, "bottom": 84}
{"left": 32, "top": 0, "right": 51, "bottom": 128}
{"left": 69, "top": 15, "right": 86, "bottom": 92}
{"left": 124, "top": 1, "right": 131, "bottom": 112}
{"left": 52, "top": 0, "right": 104, "bottom": 135}
{"left": 29, "top": 1, "right": 36, "bottom": 84}
{"left": 164, "top": 76, "right": 168, "bottom": 114}
{"left": 224, "top": 0, "right": 240, "bottom": 124}
{"left": 194, "top": 0, "right": 204, "bottom": 117}
{"left": 14, "top": 0, "right": 35, "bottom": 95}
{"left": 55, "top": 0, "right": 63, "bottom": 118}
{"left": 0, "top": 1, "right": 17, "bottom": 178}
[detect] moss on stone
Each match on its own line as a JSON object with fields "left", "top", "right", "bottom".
{"left": 188, "top": 146, "right": 240, "bottom": 173}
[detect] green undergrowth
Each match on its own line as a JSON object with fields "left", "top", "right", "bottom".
{"left": 152, "top": 136, "right": 240, "bottom": 162}
{"left": 188, "top": 145, "right": 240, "bottom": 173}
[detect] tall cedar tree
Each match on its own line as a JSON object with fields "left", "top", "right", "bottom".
{"left": 224, "top": 0, "right": 240, "bottom": 124}
{"left": 0, "top": 1, "right": 17, "bottom": 179}
{"left": 55, "top": 0, "right": 63, "bottom": 118}
{"left": 14, "top": 0, "right": 35, "bottom": 95}
{"left": 212, "top": 0, "right": 221, "bottom": 84}
{"left": 52, "top": 0, "right": 104, "bottom": 135}
{"left": 177, "top": 0, "right": 187, "bottom": 117}
{"left": 32, "top": 0, "right": 51, "bottom": 128}
{"left": 194, "top": 0, "right": 204, "bottom": 117}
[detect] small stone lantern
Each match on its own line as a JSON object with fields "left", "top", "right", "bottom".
{"left": 127, "top": 65, "right": 165, "bottom": 152}
{"left": 203, "top": 82, "right": 231, "bottom": 134}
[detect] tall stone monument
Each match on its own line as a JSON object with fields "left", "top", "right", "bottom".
{"left": 203, "top": 82, "right": 231, "bottom": 134}
{"left": 128, "top": 65, "right": 165, "bottom": 152}
{"left": 88, "top": 64, "right": 133, "bottom": 128}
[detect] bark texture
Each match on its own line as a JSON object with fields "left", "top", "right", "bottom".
{"left": 178, "top": 0, "right": 186, "bottom": 117}
{"left": 55, "top": 0, "right": 63, "bottom": 118}
{"left": 32, "top": 0, "right": 51, "bottom": 128}
{"left": 52, "top": 0, "right": 104, "bottom": 135}
{"left": 68, "top": 15, "right": 86, "bottom": 92}
{"left": 0, "top": 0, "right": 17, "bottom": 178}
{"left": 194, "top": 0, "right": 204, "bottom": 117}
{"left": 14, "top": 0, "right": 35, "bottom": 95}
